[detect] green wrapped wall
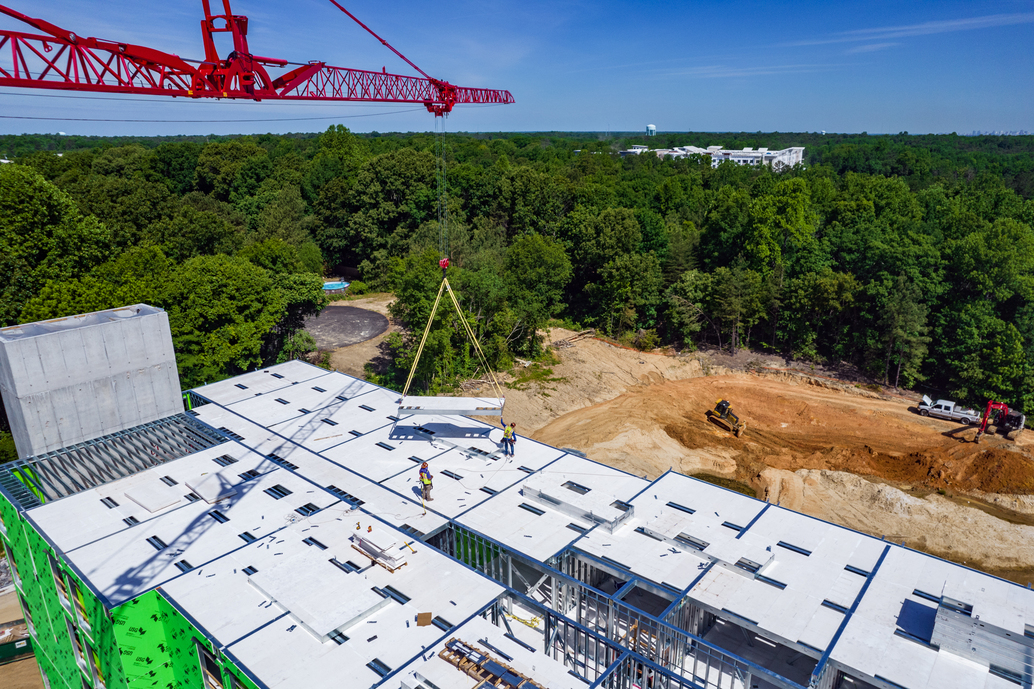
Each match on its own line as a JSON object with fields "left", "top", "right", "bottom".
{"left": 111, "top": 589, "right": 258, "bottom": 689}
{"left": 0, "top": 491, "right": 258, "bottom": 689}
{"left": 1, "top": 489, "right": 126, "bottom": 688}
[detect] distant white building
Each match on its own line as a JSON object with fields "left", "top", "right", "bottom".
{"left": 704, "top": 146, "right": 805, "bottom": 168}
{"left": 646, "top": 124, "right": 656, "bottom": 136}
{"left": 618, "top": 144, "right": 651, "bottom": 157}
{"left": 622, "top": 144, "right": 805, "bottom": 169}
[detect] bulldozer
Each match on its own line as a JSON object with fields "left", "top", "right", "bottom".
{"left": 707, "top": 399, "right": 746, "bottom": 437}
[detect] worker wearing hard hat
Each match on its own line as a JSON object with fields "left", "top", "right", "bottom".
{"left": 501, "top": 420, "right": 517, "bottom": 456}
{"left": 419, "top": 462, "right": 433, "bottom": 501}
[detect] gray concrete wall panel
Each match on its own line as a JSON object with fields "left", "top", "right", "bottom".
{"left": 20, "top": 391, "right": 63, "bottom": 455}
{"left": 81, "top": 385, "right": 103, "bottom": 440}
{"left": 0, "top": 305, "right": 182, "bottom": 459}
{"left": 0, "top": 386, "right": 31, "bottom": 459}
{"left": 155, "top": 365, "right": 184, "bottom": 418}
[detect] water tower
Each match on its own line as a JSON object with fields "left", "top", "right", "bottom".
{"left": 646, "top": 124, "right": 656, "bottom": 136}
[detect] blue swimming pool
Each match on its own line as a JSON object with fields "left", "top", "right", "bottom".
{"left": 323, "top": 281, "right": 350, "bottom": 291}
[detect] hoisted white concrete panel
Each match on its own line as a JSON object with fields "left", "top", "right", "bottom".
{"left": 397, "top": 395, "right": 504, "bottom": 416}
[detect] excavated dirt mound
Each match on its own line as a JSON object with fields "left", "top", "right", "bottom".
{"left": 533, "top": 372, "right": 1034, "bottom": 580}
{"left": 534, "top": 373, "right": 1034, "bottom": 496}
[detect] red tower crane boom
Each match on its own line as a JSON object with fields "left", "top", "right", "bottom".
{"left": 0, "top": 1, "right": 514, "bottom": 115}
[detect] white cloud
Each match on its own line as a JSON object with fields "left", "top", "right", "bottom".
{"left": 654, "top": 64, "right": 834, "bottom": 79}
{"left": 845, "top": 42, "right": 898, "bottom": 54}
{"left": 786, "top": 12, "right": 1034, "bottom": 48}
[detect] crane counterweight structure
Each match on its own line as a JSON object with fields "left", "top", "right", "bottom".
{"left": 0, "top": 1, "right": 514, "bottom": 115}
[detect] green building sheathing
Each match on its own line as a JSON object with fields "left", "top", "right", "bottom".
{"left": 0, "top": 491, "right": 259, "bottom": 689}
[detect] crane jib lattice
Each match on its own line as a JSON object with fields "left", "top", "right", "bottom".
{"left": 0, "top": 2, "right": 514, "bottom": 113}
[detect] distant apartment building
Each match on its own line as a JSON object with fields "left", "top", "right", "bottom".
{"left": 702, "top": 146, "right": 805, "bottom": 168}
{"left": 620, "top": 144, "right": 805, "bottom": 169}
{"left": 619, "top": 145, "right": 651, "bottom": 156}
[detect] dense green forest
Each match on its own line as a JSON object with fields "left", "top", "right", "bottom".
{"left": 2, "top": 128, "right": 1034, "bottom": 460}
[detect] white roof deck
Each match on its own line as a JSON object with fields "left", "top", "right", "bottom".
{"left": 15, "top": 362, "right": 1034, "bottom": 689}
{"left": 221, "top": 379, "right": 373, "bottom": 430}
{"left": 564, "top": 471, "right": 1034, "bottom": 689}
{"left": 191, "top": 403, "right": 278, "bottom": 447}
{"left": 378, "top": 434, "right": 568, "bottom": 519}
{"left": 456, "top": 453, "right": 648, "bottom": 562}
{"left": 398, "top": 615, "right": 579, "bottom": 689}
{"left": 192, "top": 360, "right": 331, "bottom": 406}
{"left": 269, "top": 401, "right": 394, "bottom": 454}
{"left": 321, "top": 432, "right": 447, "bottom": 483}
{"left": 160, "top": 512, "right": 503, "bottom": 689}
{"left": 828, "top": 543, "right": 1025, "bottom": 689}
{"left": 29, "top": 441, "right": 346, "bottom": 606}
{"left": 188, "top": 405, "right": 449, "bottom": 539}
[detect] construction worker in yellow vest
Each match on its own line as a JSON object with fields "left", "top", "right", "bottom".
{"left": 419, "top": 462, "right": 433, "bottom": 501}
{"left": 501, "top": 419, "right": 517, "bottom": 456}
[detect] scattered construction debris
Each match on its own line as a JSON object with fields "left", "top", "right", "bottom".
{"left": 439, "top": 638, "right": 544, "bottom": 689}
{"left": 549, "top": 329, "right": 595, "bottom": 349}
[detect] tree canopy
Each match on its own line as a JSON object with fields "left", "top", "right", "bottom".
{"left": 4, "top": 127, "right": 1034, "bottom": 419}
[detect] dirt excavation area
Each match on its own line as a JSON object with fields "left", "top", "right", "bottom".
{"left": 477, "top": 330, "right": 704, "bottom": 432}
{"left": 530, "top": 370, "right": 1034, "bottom": 583}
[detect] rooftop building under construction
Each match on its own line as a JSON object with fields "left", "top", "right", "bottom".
{"left": 0, "top": 307, "right": 1031, "bottom": 689}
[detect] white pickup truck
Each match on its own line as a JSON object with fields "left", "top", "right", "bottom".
{"left": 918, "top": 396, "right": 979, "bottom": 424}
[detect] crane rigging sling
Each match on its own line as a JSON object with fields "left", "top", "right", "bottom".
{"left": 396, "top": 276, "right": 506, "bottom": 416}
{"left": 396, "top": 117, "right": 504, "bottom": 417}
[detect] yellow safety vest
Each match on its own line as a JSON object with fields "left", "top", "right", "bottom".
{"left": 420, "top": 469, "right": 432, "bottom": 484}
{"left": 503, "top": 426, "right": 514, "bottom": 440}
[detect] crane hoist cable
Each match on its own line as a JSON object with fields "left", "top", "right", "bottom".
{"left": 398, "top": 112, "right": 504, "bottom": 410}
{"left": 436, "top": 114, "right": 449, "bottom": 261}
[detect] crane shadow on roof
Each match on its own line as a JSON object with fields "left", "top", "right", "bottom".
{"left": 100, "top": 470, "right": 263, "bottom": 608}
{"left": 388, "top": 421, "right": 493, "bottom": 441}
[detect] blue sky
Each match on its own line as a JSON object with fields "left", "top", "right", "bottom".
{"left": 0, "top": 0, "right": 1031, "bottom": 136}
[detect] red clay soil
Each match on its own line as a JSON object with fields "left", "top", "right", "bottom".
{"left": 540, "top": 372, "right": 1034, "bottom": 496}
